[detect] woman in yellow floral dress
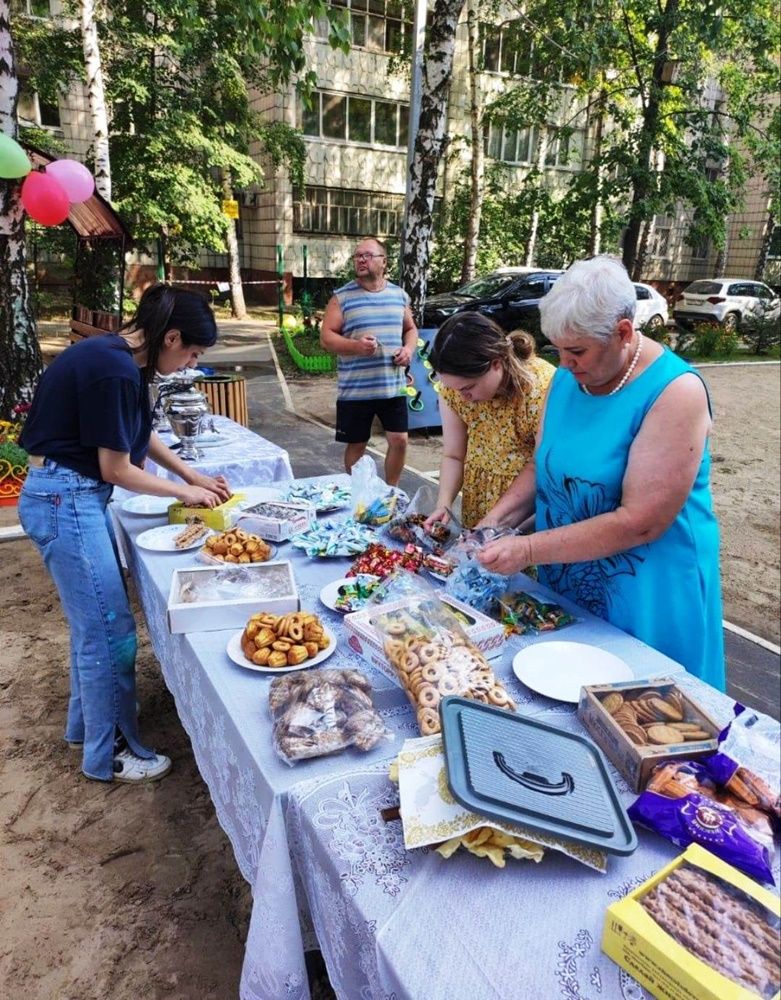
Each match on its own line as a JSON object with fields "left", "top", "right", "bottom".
{"left": 425, "top": 313, "right": 555, "bottom": 528}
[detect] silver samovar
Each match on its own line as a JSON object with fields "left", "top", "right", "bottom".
{"left": 156, "top": 371, "right": 212, "bottom": 461}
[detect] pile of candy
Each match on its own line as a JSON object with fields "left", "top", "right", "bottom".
{"left": 347, "top": 542, "right": 424, "bottom": 579}
{"left": 422, "top": 553, "right": 456, "bottom": 579}
{"left": 499, "top": 592, "right": 576, "bottom": 636}
{"left": 291, "top": 519, "right": 377, "bottom": 557}
{"left": 333, "top": 574, "right": 382, "bottom": 612}
{"left": 286, "top": 482, "right": 351, "bottom": 512}
{"left": 445, "top": 560, "right": 506, "bottom": 615}
{"left": 354, "top": 492, "right": 398, "bottom": 526}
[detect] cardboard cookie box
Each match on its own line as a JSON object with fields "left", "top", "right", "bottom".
{"left": 602, "top": 843, "right": 780, "bottom": 1000}
{"left": 168, "top": 493, "right": 244, "bottom": 531}
{"left": 232, "top": 500, "right": 315, "bottom": 542}
{"left": 343, "top": 594, "right": 504, "bottom": 685}
{"left": 167, "top": 561, "right": 299, "bottom": 633}
{"left": 578, "top": 677, "right": 720, "bottom": 792}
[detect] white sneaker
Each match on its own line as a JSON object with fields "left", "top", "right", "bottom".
{"left": 113, "top": 747, "right": 172, "bottom": 783}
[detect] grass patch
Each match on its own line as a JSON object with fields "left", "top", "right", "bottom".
{"left": 269, "top": 330, "right": 337, "bottom": 381}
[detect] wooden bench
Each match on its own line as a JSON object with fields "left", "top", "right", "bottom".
{"left": 69, "top": 305, "right": 122, "bottom": 344}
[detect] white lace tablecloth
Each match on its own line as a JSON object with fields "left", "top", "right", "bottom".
{"left": 114, "top": 473, "right": 776, "bottom": 1000}
{"left": 147, "top": 414, "right": 293, "bottom": 487}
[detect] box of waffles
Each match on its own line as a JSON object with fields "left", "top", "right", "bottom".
{"left": 578, "top": 677, "right": 720, "bottom": 792}
{"left": 602, "top": 843, "right": 780, "bottom": 1000}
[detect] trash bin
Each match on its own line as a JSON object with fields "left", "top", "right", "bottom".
{"left": 194, "top": 373, "right": 249, "bottom": 427}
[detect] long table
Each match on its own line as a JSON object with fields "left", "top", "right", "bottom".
{"left": 114, "top": 473, "right": 779, "bottom": 1000}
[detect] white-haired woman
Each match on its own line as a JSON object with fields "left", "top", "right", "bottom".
{"left": 478, "top": 256, "right": 724, "bottom": 689}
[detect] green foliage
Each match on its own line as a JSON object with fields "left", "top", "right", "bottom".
{"left": 741, "top": 308, "right": 781, "bottom": 356}
{"left": 687, "top": 322, "right": 740, "bottom": 358}
{"left": 0, "top": 439, "right": 29, "bottom": 470}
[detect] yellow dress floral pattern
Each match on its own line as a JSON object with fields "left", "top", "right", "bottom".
{"left": 440, "top": 356, "right": 554, "bottom": 527}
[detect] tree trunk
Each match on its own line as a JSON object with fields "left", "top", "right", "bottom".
{"left": 524, "top": 127, "right": 550, "bottom": 266}
{"left": 0, "top": 2, "right": 42, "bottom": 421}
{"left": 80, "top": 0, "right": 111, "bottom": 202}
{"left": 754, "top": 210, "right": 774, "bottom": 281}
{"left": 221, "top": 170, "right": 247, "bottom": 320}
{"left": 459, "top": 0, "right": 483, "bottom": 286}
{"left": 587, "top": 87, "right": 607, "bottom": 256}
{"left": 400, "top": 0, "right": 466, "bottom": 324}
{"left": 621, "top": 0, "right": 678, "bottom": 278}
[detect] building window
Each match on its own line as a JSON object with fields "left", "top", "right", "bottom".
{"left": 318, "top": 0, "right": 412, "bottom": 54}
{"left": 17, "top": 80, "right": 61, "bottom": 130}
{"left": 768, "top": 224, "right": 781, "bottom": 259}
{"left": 650, "top": 217, "right": 673, "bottom": 259}
{"left": 293, "top": 185, "right": 405, "bottom": 237}
{"left": 485, "top": 122, "right": 584, "bottom": 169}
{"left": 301, "top": 90, "right": 409, "bottom": 149}
{"left": 20, "top": 0, "right": 51, "bottom": 14}
{"left": 481, "top": 20, "right": 533, "bottom": 76}
{"left": 688, "top": 234, "right": 710, "bottom": 259}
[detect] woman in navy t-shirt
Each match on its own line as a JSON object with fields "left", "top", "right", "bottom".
{"left": 19, "top": 285, "right": 231, "bottom": 784}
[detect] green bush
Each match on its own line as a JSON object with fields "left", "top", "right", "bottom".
{"left": 641, "top": 320, "right": 673, "bottom": 346}
{"left": 690, "top": 322, "right": 739, "bottom": 357}
{"left": 741, "top": 305, "right": 781, "bottom": 355}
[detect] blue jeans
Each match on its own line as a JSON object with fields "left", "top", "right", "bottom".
{"left": 19, "top": 462, "right": 155, "bottom": 780}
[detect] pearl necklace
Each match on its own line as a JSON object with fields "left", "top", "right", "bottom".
{"left": 583, "top": 335, "right": 643, "bottom": 396}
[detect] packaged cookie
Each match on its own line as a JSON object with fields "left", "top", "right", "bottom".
{"left": 628, "top": 760, "right": 776, "bottom": 884}
{"left": 372, "top": 598, "right": 516, "bottom": 736}
{"left": 269, "top": 668, "right": 392, "bottom": 764}
{"left": 703, "top": 706, "right": 781, "bottom": 820}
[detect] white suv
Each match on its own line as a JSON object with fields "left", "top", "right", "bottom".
{"left": 674, "top": 279, "right": 780, "bottom": 332}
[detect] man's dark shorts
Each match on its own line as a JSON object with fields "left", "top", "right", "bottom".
{"left": 335, "top": 395, "right": 408, "bottom": 444}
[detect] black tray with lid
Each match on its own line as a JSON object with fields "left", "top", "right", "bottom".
{"left": 439, "top": 697, "right": 637, "bottom": 856}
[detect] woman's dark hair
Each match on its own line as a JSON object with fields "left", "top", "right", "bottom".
{"left": 429, "top": 312, "right": 537, "bottom": 396}
{"left": 122, "top": 284, "right": 218, "bottom": 380}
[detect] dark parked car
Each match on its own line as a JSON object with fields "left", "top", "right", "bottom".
{"left": 422, "top": 268, "right": 564, "bottom": 334}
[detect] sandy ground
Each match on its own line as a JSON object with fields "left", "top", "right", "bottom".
{"left": 0, "top": 359, "right": 778, "bottom": 999}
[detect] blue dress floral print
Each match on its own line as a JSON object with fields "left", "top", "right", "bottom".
{"left": 536, "top": 349, "right": 725, "bottom": 690}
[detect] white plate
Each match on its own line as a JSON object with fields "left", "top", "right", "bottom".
{"left": 236, "top": 486, "right": 285, "bottom": 509}
{"left": 319, "top": 575, "right": 381, "bottom": 614}
{"left": 136, "top": 524, "right": 211, "bottom": 553}
{"left": 226, "top": 625, "right": 337, "bottom": 673}
{"left": 512, "top": 641, "right": 633, "bottom": 703}
{"left": 192, "top": 432, "right": 233, "bottom": 448}
{"left": 122, "top": 494, "right": 174, "bottom": 516}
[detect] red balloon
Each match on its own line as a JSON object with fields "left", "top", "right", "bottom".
{"left": 21, "top": 171, "right": 70, "bottom": 226}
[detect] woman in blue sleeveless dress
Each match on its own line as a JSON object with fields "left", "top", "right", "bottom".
{"left": 479, "top": 256, "right": 725, "bottom": 690}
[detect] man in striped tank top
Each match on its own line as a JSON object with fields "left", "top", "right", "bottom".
{"left": 320, "top": 237, "right": 418, "bottom": 485}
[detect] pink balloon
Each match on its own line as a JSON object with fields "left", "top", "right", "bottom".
{"left": 45, "top": 158, "right": 95, "bottom": 203}
{"left": 21, "top": 172, "right": 70, "bottom": 226}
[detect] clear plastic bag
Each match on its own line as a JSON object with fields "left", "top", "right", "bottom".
{"left": 351, "top": 455, "right": 399, "bottom": 525}
{"left": 372, "top": 591, "right": 516, "bottom": 736}
{"left": 269, "top": 668, "right": 393, "bottom": 764}
{"left": 444, "top": 529, "right": 514, "bottom": 615}
{"left": 497, "top": 592, "right": 578, "bottom": 636}
{"left": 386, "top": 484, "right": 458, "bottom": 552}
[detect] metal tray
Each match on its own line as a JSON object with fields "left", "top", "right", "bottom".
{"left": 440, "top": 697, "right": 637, "bottom": 856}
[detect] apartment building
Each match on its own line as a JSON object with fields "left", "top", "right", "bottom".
{"left": 17, "top": 0, "right": 780, "bottom": 298}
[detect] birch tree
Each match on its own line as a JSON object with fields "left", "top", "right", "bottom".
{"left": 80, "top": 0, "right": 111, "bottom": 201}
{"left": 0, "top": 1, "right": 41, "bottom": 421}
{"left": 459, "top": 0, "right": 483, "bottom": 285}
{"left": 400, "top": 0, "right": 466, "bottom": 322}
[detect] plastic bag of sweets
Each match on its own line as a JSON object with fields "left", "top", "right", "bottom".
{"left": 371, "top": 596, "right": 516, "bottom": 736}
{"left": 269, "top": 668, "right": 392, "bottom": 764}
{"left": 386, "top": 485, "right": 458, "bottom": 553}
{"left": 703, "top": 705, "right": 781, "bottom": 820}
{"left": 444, "top": 530, "right": 511, "bottom": 615}
{"left": 628, "top": 760, "right": 776, "bottom": 884}
{"left": 351, "top": 455, "right": 399, "bottom": 525}
{"left": 498, "top": 592, "right": 578, "bottom": 637}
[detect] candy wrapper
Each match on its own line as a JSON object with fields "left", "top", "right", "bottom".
{"left": 703, "top": 705, "right": 781, "bottom": 820}
{"left": 286, "top": 481, "right": 351, "bottom": 513}
{"left": 333, "top": 574, "right": 383, "bottom": 613}
{"left": 444, "top": 529, "right": 513, "bottom": 615}
{"left": 351, "top": 455, "right": 399, "bottom": 525}
{"left": 498, "top": 591, "right": 578, "bottom": 636}
{"left": 269, "top": 668, "right": 392, "bottom": 764}
{"left": 371, "top": 595, "right": 516, "bottom": 736}
{"left": 347, "top": 542, "right": 424, "bottom": 579}
{"left": 628, "top": 760, "right": 776, "bottom": 884}
{"left": 386, "top": 485, "right": 458, "bottom": 553}
{"left": 290, "top": 519, "right": 377, "bottom": 557}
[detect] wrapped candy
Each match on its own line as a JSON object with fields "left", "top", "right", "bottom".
{"left": 290, "top": 519, "right": 377, "bottom": 557}
{"left": 347, "top": 542, "right": 424, "bottom": 579}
